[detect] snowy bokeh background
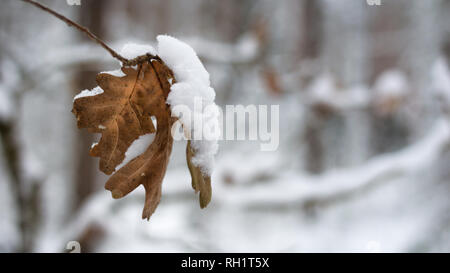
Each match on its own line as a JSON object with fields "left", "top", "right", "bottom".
{"left": 1, "top": 0, "right": 450, "bottom": 252}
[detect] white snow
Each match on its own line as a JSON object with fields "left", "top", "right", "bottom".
{"left": 157, "top": 35, "right": 220, "bottom": 176}
{"left": 306, "top": 74, "right": 370, "bottom": 109}
{"left": 73, "top": 86, "right": 104, "bottom": 101}
{"left": 119, "top": 43, "right": 156, "bottom": 60}
{"left": 157, "top": 35, "right": 210, "bottom": 85}
{"left": 307, "top": 74, "right": 336, "bottom": 104}
{"left": 115, "top": 133, "right": 155, "bottom": 171}
{"left": 374, "top": 70, "right": 409, "bottom": 98}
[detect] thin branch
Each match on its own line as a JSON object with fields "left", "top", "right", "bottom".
{"left": 21, "top": 0, "right": 156, "bottom": 66}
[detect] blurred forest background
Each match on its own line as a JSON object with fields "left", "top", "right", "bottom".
{"left": 1, "top": 0, "right": 450, "bottom": 252}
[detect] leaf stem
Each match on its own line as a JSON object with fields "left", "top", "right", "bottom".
{"left": 21, "top": 0, "right": 156, "bottom": 66}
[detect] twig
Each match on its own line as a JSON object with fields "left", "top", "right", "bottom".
{"left": 21, "top": 0, "right": 156, "bottom": 66}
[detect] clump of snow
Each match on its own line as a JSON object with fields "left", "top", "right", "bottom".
{"left": 157, "top": 35, "right": 220, "bottom": 176}
{"left": 374, "top": 70, "right": 409, "bottom": 98}
{"left": 115, "top": 133, "right": 155, "bottom": 172}
{"left": 157, "top": 35, "right": 210, "bottom": 84}
{"left": 306, "top": 74, "right": 370, "bottom": 110}
{"left": 235, "top": 34, "right": 259, "bottom": 61}
{"left": 73, "top": 86, "right": 104, "bottom": 101}
{"left": 120, "top": 43, "right": 156, "bottom": 60}
{"left": 307, "top": 74, "right": 336, "bottom": 104}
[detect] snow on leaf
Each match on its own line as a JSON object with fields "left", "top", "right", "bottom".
{"left": 120, "top": 43, "right": 157, "bottom": 60}
{"left": 158, "top": 35, "right": 220, "bottom": 176}
{"left": 73, "top": 86, "right": 104, "bottom": 101}
{"left": 73, "top": 38, "right": 218, "bottom": 220}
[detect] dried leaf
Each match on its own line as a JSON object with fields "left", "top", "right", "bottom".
{"left": 73, "top": 60, "right": 176, "bottom": 220}
{"left": 105, "top": 61, "right": 175, "bottom": 220}
{"left": 73, "top": 57, "right": 213, "bottom": 220}
{"left": 72, "top": 66, "right": 156, "bottom": 175}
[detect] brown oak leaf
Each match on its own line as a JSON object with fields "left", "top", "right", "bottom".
{"left": 73, "top": 59, "right": 176, "bottom": 220}
{"left": 73, "top": 58, "right": 212, "bottom": 220}
{"left": 73, "top": 65, "right": 157, "bottom": 175}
